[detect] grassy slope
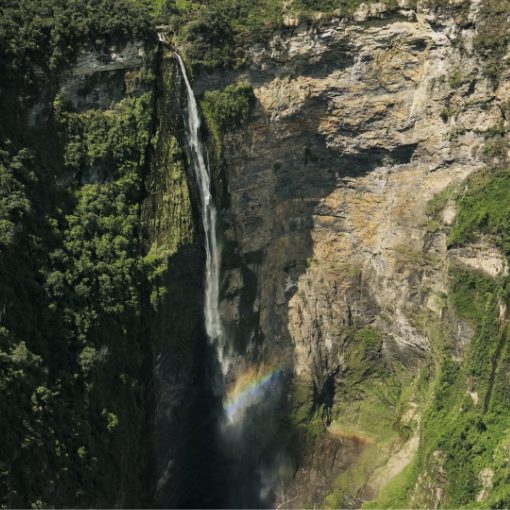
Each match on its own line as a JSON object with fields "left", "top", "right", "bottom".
{"left": 365, "top": 166, "right": 510, "bottom": 508}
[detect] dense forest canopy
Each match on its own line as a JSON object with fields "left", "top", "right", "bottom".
{"left": 0, "top": 1, "right": 157, "bottom": 506}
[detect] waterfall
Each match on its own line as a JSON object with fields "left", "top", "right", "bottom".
{"left": 174, "top": 54, "right": 229, "bottom": 375}
{"left": 174, "top": 53, "right": 287, "bottom": 507}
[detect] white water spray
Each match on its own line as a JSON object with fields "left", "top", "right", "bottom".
{"left": 175, "top": 54, "right": 229, "bottom": 374}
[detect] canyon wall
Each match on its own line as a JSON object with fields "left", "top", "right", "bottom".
{"left": 2, "top": 0, "right": 510, "bottom": 507}
{"left": 191, "top": 1, "right": 510, "bottom": 506}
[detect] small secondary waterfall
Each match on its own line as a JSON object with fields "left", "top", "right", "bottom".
{"left": 175, "top": 54, "right": 229, "bottom": 375}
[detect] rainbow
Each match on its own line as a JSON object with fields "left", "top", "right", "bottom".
{"left": 223, "top": 364, "right": 284, "bottom": 423}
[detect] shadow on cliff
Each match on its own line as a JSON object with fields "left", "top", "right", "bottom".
{"left": 211, "top": 71, "right": 418, "bottom": 506}
{"left": 172, "top": 19, "right": 423, "bottom": 504}
{"left": 141, "top": 48, "right": 235, "bottom": 509}
{"left": 143, "top": 245, "right": 230, "bottom": 509}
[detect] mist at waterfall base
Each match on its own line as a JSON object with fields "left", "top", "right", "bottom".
{"left": 175, "top": 53, "right": 290, "bottom": 508}
{"left": 219, "top": 364, "right": 290, "bottom": 507}
{"left": 192, "top": 352, "right": 291, "bottom": 509}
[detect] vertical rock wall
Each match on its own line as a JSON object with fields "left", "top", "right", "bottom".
{"left": 192, "top": 2, "right": 510, "bottom": 506}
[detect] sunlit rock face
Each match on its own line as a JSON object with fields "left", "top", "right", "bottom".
{"left": 193, "top": 2, "right": 509, "bottom": 506}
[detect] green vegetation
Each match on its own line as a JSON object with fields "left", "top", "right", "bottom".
{"left": 0, "top": 146, "right": 34, "bottom": 247}
{"left": 340, "top": 327, "right": 386, "bottom": 386}
{"left": 199, "top": 82, "right": 254, "bottom": 206}
{"left": 448, "top": 68, "right": 466, "bottom": 89}
{"left": 288, "top": 323, "right": 420, "bottom": 509}
{"left": 291, "top": 0, "right": 413, "bottom": 15}
{"left": 166, "top": 0, "right": 415, "bottom": 71}
{"left": 0, "top": 92, "right": 152, "bottom": 508}
{"left": 1, "top": 0, "right": 510, "bottom": 506}
{"left": 201, "top": 84, "right": 254, "bottom": 135}
{"left": 291, "top": 0, "right": 405, "bottom": 13}
{"left": 324, "top": 359, "right": 417, "bottom": 508}
{"left": 366, "top": 165, "right": 510, "bottom": 508}
{"left": 451, "top": 271, "right": 500, "bottom": 325}
{"left": 413, "top": 271, "right": 510, "bottom": 508}
{"left": 167, "top": 0, "right": 283, "bottom": 70}
{"left": 473, "top": 0, "right": 510, "bottom": 85}
{"left": 0, "top": 1, "right": 161, "bottom": 506}
{"left": 200, "top": 83, "right": 254, "bottom": 160}
{"left": 364, "top": 460, "right": 418, "bottom": 509}
{"left": 424, "top": 183, "right": 458, "bottom": 233}
{"left": 449, "top": 170, "right": 510, "bottom": 256}
{"left": 0, "top": 0, "right": 156, "bottom": 99}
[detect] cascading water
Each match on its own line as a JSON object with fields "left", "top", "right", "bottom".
{"left": 174, "top": 53, "right": 230, "bottom": 376}
{"left": 174, "top": 51, "right": 288, "bottom": 508}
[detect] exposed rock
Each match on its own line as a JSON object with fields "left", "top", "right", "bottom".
{"left": 195, "top": 2, "right": 508, "bottom": 505}
{"left": 213, "top": 1, "right": 498, "bottom": 371}
{"left": 74, "top": 42, "right": 146, "bottom": 76}
{"left": 365, "top": 432, "right": 420, "bottom": 497}
{"left": 59, "top": 42, "right": 148, "bottom": 112}
{"left": 448, "top": 240, "right": 509, "bottom": 278}
{"left": 353, "top": 2, "right": 390, "bottom": 22}
{"left": 411, "top": 450, "right": 448, "bottom": 509}
{"left": 442, "top": 202, "right": 457, "bottom": 225}
{"left": 477, "top": 468, "right": 495, "bottom": 502}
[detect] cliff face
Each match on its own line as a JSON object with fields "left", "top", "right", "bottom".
{"left": 191, "top": 1, "right": 510, "bottom": 507}
{"left": 2, "top": 1, "right": 510, "bottom": 507}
